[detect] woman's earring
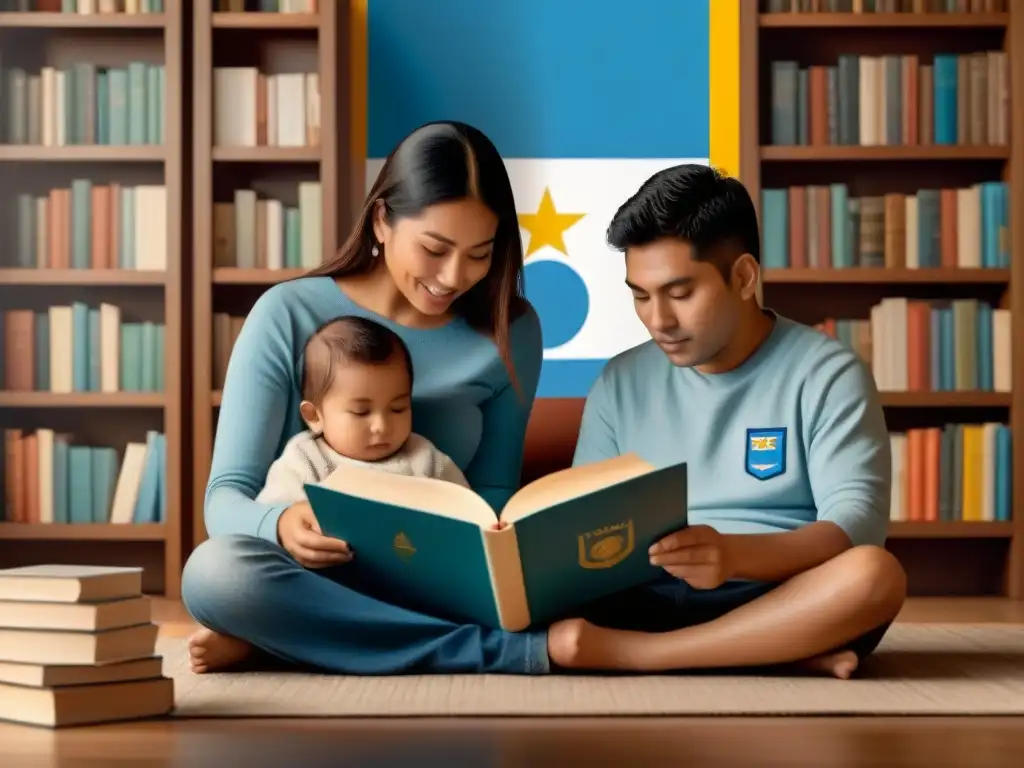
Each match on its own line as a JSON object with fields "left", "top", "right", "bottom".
{"left": 371, "top": 244, "right": 379, "bottom": 258}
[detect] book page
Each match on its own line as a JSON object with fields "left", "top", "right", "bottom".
{"left": 500, "top": 453, "right": 654, "bottom": 524}
{"left": 317, "top": 462, "right": 496, "bottom": 527}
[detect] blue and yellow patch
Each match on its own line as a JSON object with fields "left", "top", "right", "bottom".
{"left": 745, "top": 427, "right": 787, "bottom": 481}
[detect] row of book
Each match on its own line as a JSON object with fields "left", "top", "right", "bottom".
{"left": 889, "top": 423, "right": 1010, "bottom": 523}
{"left": 214, "top": 67, "right": 321, "bottom": 148}
{"left": 212, "top": 312, "right": 244, "bottom": 390}
{"left": 2, "top": 62, "right": 165, "bottom": 147}
{"left": 2, "top": 429, "right": 166, "bottom": 526}
{"left": 215, "top": 0, "right": 318, "bottom": 10}
{"left": 762, "top": 0, "right": 1008, "bottom": 12}
{"left": 815, "top": 298, "right": 1010, "bottom": 393}
{"left": 0, "top": 565, "right": 172, "bottom": 728}
{"left": 769, "top": 52, "right": 1009, "bottom": 147}
{"left": 8, "top": 182, "right": 167, "bottom": 271}
{"left": 213, "top": 184, "right": 323, "bottom": 270}
{"left": 2, "top": 1, "right": 165, "bottom": 12}
{"left": 760, "top": 181, "right": 1009, "bottom": 270}
{"left": 1, "top": 305, "right": 166, "bottom": 394}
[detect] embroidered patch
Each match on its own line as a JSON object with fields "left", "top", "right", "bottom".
{"left": 745, "top": 427, "right": 787, "bottom": 481}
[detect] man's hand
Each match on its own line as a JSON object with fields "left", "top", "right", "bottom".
{"left": 648, "top": 525, "right": 735, "bottom": 590}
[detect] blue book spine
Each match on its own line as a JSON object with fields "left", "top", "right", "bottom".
{"left": 132, "top": 431, "right": 161, "bottom": 524}
{"left": 976, "top": 302, "right": 993, "bottom": 391}
{"left": 67, "top": 446, "right": 94, "bottom": 524}
{"left": 981, "top": 183, "right": 1000, "bottom": 268}
{"left": 97, "top": 69, "right": 109, "bottom": 145}
{"left": 995, "top": 426, "right": 1012, "bottom": 521}
{"left": 940, "top": 308, "right": 955, "bottom": 390}
{"left": 52, "top": 438, "right": 69, "bottom": 524}
{"left": 932, "top": 54, "right": 958, "bottom": 145}
{"left": 91, "top": 447, "right": 118, "bottom": 523}
{"left": 71, "top": 302, "right": 89, "bottom": 392}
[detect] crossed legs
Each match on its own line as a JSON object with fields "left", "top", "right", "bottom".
{"left": 548, "top": 544, "right": 907, "bottom": 678}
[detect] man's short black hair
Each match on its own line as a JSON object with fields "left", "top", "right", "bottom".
{"left": 606, "top": 164, "right": 760, "bottom": 281}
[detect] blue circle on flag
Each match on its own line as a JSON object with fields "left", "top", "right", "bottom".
{"left": 523, "top": 260, "right": 589, "bottom": 349}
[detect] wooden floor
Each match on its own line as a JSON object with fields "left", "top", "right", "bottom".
{"left": 3, "top": 597, "right": 1024, "bottom": 766}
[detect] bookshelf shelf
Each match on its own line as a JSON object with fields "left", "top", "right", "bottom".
{"left": 762, "top": 268, "right": 1010, "bottom": 285}
{"left": 0, "top": 270, "right": 166, "bottom": 286}
{"left": 0, "top": 0, "right": 184, "bottom": 599}
{"left": 0, "top": 523, "right": 166, "bottom": 541}
{"left": 760, "top": 146, "right": 1010, "bottom": 162}
{"left": 759, "top": 13, "right": 1009, "bottom": 29}
{"left": 0, "top": 12, "right": 167, "bottom": 29}
{"left": 744, "top": 0, "right": 1021, "bottom": 598}
{"left": 211, "top": 12, "right": 319, "bottom": 30}
{"left": 211, "top": 146, "right": 321, "bottom": 163}
{"left": 0, "top": 146, "right": 166, "bottom": 162}
{"left": 212, "top": 267, "right": 305, "bottom": 284}
{"left": 192, "top": 2, "right": 349, "bottom": 548}
{"left": 878, "top": 392, "right": 1010, "bottom": 408}
{"left": 0, "top": 393, "right": 164, "bottom": 408}
{"left": 888, "top": 522, "right": 1014, "bottom": 539}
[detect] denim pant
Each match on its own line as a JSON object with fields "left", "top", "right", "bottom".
{"left": 181, "top": 534, "right": 890, "bottom": 675}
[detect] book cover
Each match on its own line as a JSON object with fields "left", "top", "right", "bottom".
{"left": 305, "top": 454, "right": 688, "bottom": 631}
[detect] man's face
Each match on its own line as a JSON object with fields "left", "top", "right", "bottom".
{"left": 624, "top": 238, "right": 740, "bottom": 368}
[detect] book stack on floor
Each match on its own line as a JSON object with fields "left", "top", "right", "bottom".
{"left": 0, "top": 565, "right": 173, "bottom": 728}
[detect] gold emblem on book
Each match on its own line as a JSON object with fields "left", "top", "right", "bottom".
{"left": 393, "top": 531, "right": 416, "bottom": 561}
{"left": 578, "top": 520, "right": 634, "bottom": 569}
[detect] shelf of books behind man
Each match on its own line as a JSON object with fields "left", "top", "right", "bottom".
{"left": 0, "top": 5, "right": 184, "bottom": 598}
{"left": 750, "top": 2, "right": 1020, "bottom": 596}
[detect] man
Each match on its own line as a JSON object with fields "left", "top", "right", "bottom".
{"left": 545, "top": 164, "right": 906, "bottom": 679}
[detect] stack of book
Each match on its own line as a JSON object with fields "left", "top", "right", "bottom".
{"left": 0, "top": 564, "right": 174, "bottom": 728}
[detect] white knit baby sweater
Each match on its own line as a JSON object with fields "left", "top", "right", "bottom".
{"left": 255, "top": 430, "right": 470, "bottom": 506}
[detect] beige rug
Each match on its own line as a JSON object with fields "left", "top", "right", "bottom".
{"left": 162, "top": 624, "right": 1024, "bottom": 717}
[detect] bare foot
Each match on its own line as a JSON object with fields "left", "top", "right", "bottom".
{"left": 791, "top": 649, "right": 860, "bottom": 679}
{"left": 547, "top": 618, "right": 644, "bottom": 671}
{"left": 188, "top": 627, "right": 252, "bottom": 674}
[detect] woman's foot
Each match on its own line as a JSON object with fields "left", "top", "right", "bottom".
{"left": 791, "top": 649, "right": 860, "bottom": 679}
{"left": 187, "top": 627, "right": 252, "bottom": 673}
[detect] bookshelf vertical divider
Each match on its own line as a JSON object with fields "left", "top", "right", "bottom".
{"left": 742, "top": 2, "right": 1020, "bottom": 598}
{"left": 1007, "top": 5, "right": 1024, "bottom": 598}
{"left": 190, "top": 4, "right": 347, "bottom": 551}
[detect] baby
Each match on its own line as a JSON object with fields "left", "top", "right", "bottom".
{"left": 256, "top": 314, "right": 469, "bottom": 505}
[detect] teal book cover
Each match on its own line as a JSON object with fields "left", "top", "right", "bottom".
{"left": 305, "top": 453, "right": 688, "bottom": 631}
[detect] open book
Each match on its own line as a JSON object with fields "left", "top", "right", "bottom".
{"left": 304, "top": 453, "right": 688, "bottom": 632}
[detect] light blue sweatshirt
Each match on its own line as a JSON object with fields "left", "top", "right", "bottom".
{"left": 572, "top": 313, "right": 891, "bottom": 548}
{"left": 206, "top": 276, "right": 543, "bottom": 541}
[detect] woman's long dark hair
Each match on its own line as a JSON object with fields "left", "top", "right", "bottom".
{"left": 306, "top": 121, "right": 529, "bottom": 390}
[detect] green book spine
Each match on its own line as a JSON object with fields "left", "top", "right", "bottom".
{"left": 155, "top": 323, "right": 165, "bottom": 391}
{"left": 140, "top": 322, "right": 156, "bottom": 391}
{"left": 285, "top": 207, "right": 301, "bottom": 267}
{"left": 120, "top": 186, "right": 135, "bottom": 269}
{"left": 17, "top": 193, "right": 34, "bottom": 268}
{"left": 70, "top": 179, "right": 92, "bottom": 269}
{"left": 127, "top": 62, "right": 147, "bottom": 145}
{"left": 88, "top": 308, "right": 101, "bottom": 392}
{"left": 146, "top": 65, "right": 160, "bottom": 145}
{"left": 71, "top": 302, "right": 89, "bottom": 392}
{"left": 63, "top": 66, "right": 76, "bottom": 145}
{"left": 52, "top": 438, "right": 69, "bottom": 524}
{"left": 34, "top": 311, "right": 49, "bottom": 391}
{"left": 108, "top": 68, "right": 129, "bottom": 146}
{"left": 97, "top": 69, "right": 109, "bottom": 145}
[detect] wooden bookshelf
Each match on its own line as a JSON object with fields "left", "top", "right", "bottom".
{"left": 191, "top": 3, "right": 350, "bottom": 547}
{"left": 744, "top": 1, "right": 1023, "bottom": 598}
{"left": 0, "top": 2, "right": 184, "bottom": 598}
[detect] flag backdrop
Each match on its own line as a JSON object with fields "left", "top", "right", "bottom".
{"left": 359, "top": 0, "right": 739, "bottom": 398}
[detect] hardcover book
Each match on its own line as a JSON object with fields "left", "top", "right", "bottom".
{"left": 304, "top": 453, "right": 688, "bottom": 631}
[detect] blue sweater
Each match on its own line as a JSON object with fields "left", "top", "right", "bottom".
{"left": 572, "top": 313, "right": 891, "bottom": 548}
{"left": 206, "top": 276, "right": 543, "bottom": 541}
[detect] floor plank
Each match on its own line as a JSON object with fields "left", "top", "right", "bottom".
{"left": 2, "top": 597, "right": 1023, "bottom": 766}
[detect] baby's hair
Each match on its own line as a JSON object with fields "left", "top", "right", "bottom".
{"left": 301, "top": 315, "right": 414, "bottom": 405}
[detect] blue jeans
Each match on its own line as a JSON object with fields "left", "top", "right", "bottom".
{"left": 181, "top": 535, "right": 890, "bottom": 675}
{"left": 181, "top": 534, "right": 551, "bottom": 675}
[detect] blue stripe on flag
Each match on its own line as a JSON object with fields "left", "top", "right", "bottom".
{"left": 367, "top": 0, "right": 709, "bottom": 159}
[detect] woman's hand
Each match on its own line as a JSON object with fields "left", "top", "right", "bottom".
{"left": 277, "top": 501, "right": 353, "bottom": 569}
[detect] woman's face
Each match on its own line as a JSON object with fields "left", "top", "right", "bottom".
{"left": 373, "top": 197, "right": 498, "bottom": 317}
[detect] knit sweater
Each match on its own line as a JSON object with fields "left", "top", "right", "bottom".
{"left": 256, "top": 430, "right": 470, "bottom": 506}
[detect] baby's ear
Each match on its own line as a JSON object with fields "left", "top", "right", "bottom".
{"left": 299, "top": 400, "right": 321, "bottom": 431}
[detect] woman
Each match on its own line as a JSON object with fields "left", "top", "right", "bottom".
{"left": 182, "top": 121, "right": 566, "bottom": 675}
